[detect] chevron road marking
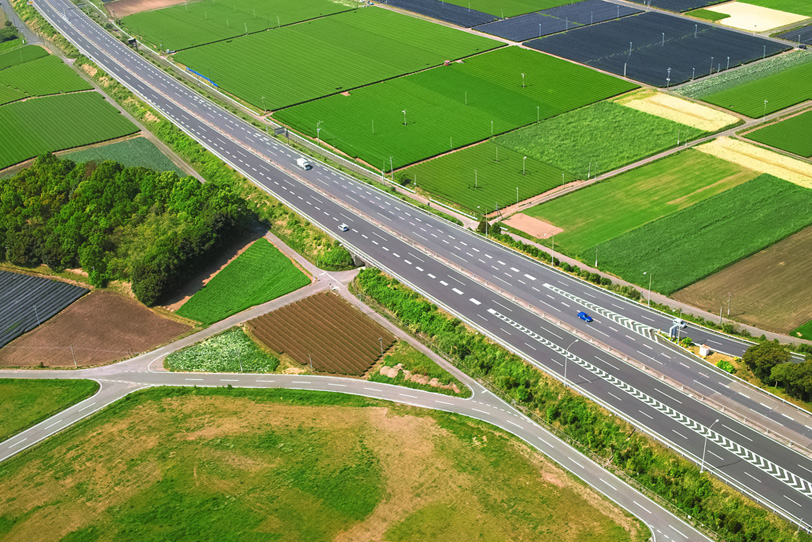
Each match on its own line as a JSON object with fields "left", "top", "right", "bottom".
{"left": 487, "top": 308, "right": 812, "bottom": 501}
{"left": 543, "top": 283, "right": 655, "bottom": 340}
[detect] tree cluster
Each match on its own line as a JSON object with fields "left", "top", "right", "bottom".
{"left": 744, "top": 341, "right": 812, "bottom": 402}
{"left": 0, "top": 154, "right": 251, "bottom": 305}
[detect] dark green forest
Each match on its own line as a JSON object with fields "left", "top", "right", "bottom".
{"left": 0, "top": 154, "right": 251, "bottom": 305}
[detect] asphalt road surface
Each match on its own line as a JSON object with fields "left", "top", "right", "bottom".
{"left": 28, "top": 0, "right": 812, "bottom": 531}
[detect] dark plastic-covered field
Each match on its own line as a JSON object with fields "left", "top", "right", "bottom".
{"left": 526, "top": 12, "right": 789, "bottom": 86}
{"left": 382, "top": 0, "right": 497, "bottom": 27}
{"left": 779, "top": 24, "right": 812, "bottom": 45}
{"left": 626, "top": 0, "right": 725, "bottom": 13}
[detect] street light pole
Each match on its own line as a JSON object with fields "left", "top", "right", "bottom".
{"left": 522, "top": 155, "right": 527, "bottom": 176}
{"left": 643, "top": 271, "right": 652, "bottom": 307}
{"left": 763, "top": 100, "right": 768, "bottom": 123}
{"left": 564, "top": 339, "right": 579, "bottom": 384}
{"left": 316, "top": 120, "right": 323, "bottom": 145}
{"left": 700, "top": 419, "right": 720, "bottom": 474}
{"left": 402, "top": 109, "right": 407, "bottom": 126}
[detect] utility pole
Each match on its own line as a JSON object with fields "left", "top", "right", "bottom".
{"left": 727, "top": 292, "right": 731, "bottom": 317}
{"left": 378, "top": 337, "right": 383, "bottom": 357}
{"left": 70, "top": 345, "right": 77, "bottom": 368}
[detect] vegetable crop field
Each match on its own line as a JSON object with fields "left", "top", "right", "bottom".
{"left": 122, "top": 0, "right": 351, "bottom": 51}
{"left": 173, "top": 8, "right": 499, "bottom": 110}
{"left": 276, "top": 46, "right": 636, "bottom": 169}
{"left": 702, "top": 60, "right": 812, "bottom": 117}
{"left": 0, "top": 44, "right": 47, "bottom": 71}
{"left": 744, "top": 109, "right": 812, "bottom": 157}
{"left": 591, "top": 174, "right": 812, "bottom": 294}
{"left": 249, "top": 292, "right": 396, "bottom": 375}
{"left": 62, "top": 137, "right": 184, "bottom": 173}
{"left": 0, "top": 379, "right": 98, "bottom": 441}
{"left": 177, "top": 238, "right": 309, "bottom": 325}
{"left": 525, "top": 150, "right": 757, "bottom": 253}
{"left": 0, "top": 92, "right": 137, "bottom": 169}
{"left": 0, "top": 387, "right": 648, "bottom": 541}
{"left": 400, "top": 140, "right": 573, "bottom": 212}
{"left": 495, "top": 100, "right": 704, "bottom": 178}
{"left": 165, "top": 327, "right": 280, "bottom": 373}
{"left": 0, "top": 55, "right": 93, "bottom": 106}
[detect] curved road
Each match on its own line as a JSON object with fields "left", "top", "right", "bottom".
{"left": 23, "top": 0, "right": 812, "bottom": 532}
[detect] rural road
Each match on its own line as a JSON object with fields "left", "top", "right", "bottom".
{"left": 24, "top": 0, "right": 812, "bottom": 532}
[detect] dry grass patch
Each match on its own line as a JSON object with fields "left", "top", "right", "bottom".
{"left": 503, "top": 212, "right": 564, "bottom": 239}
{"left": 615, "top": 89, "right": 739, "bottom": 132}
{"left": 704, "top": 1, "right": 808, "bottom": 31}
{"left": 696, "top": 137, "right": 812, "bottom": 187}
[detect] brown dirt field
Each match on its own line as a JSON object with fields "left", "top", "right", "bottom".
{"left": 0, "top": 291, "right": 190, "bottom": 367}
{"left": 504, "top": 213, "right": 563, "bottom": 239}
{"left": 674, "top": 225, "right": 812, "bottom": 333}
{"left": 105, "top": 0, "right": 187, "bottom": 18}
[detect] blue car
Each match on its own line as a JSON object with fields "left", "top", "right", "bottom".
{"left": 577, "top": 311, "right": 593, "bottom": 323}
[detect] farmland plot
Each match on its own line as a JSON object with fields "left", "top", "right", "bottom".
{"left": 526, "top": 12, "right": 788, "bottom": 86}
{"left": 165, "top": 327, "right": 280, "bottom": 373}
{"left": 0, "top": 44, "right": 47, "bottom": 71}
{"left": 62, "top": 137, "right": 185, "bottom": 174}
{"left": 626, "top": 0, "right": 726, "bottom": 12}
{"left": 249, "top": 292, "right": 396, "bottom": 375}
{"left": 444, "top": 0, "right": 577, "bottom": 17}
{"left": 384, "top": 0, "right": 497, "bottom": 27}
{"left": 121, "top": 0, "right": 351, "bottom": 51}
{"left": 779, "top": 24, "right": 812, "bottom": 45}
{"left": 0, "top": 92, "right": 137, "bottom": 169}
{"left": 591, "top": 174, "right": 812, "bottom": 295}
{"left": 275, "top": 46, "right": 635, "bottom": 169}
{"left": 743, "top": 0, "right": 812, "bottom": 17}
{"left": 173, "top": 8, "right": 499, "bottom": 110}
{"left": 524, "top": 150, "right": 757, "bottom": 254}
{"left": 744, "top": 109, "right": 812, "bottom": 157}
{"left": 0, "top": 271, "right": 87, "bottom": 348}
{"left": 0, "top": 55, "right": 93, "bottom": 106}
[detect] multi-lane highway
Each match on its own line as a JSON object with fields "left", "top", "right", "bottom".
{"left": 29, "top": 0, "right": 812, "bottom": 531}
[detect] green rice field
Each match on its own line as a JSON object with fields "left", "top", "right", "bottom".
{"left": 276, "top": 47, "right": 636, "bottom": 169}
{"left": 495, "top": 100, "right": 704, "bottom": 178}
{"left": 0, "top": 44, "right": 47, "bottom": 71}
{"left": 0, "top": 92, "right": 138, "bottom": 169}
{"left": 173, "top": 8, "right": 499, "bottom": 110}
{"left": 444, "top": 0, "right": 575, "bottom": 17}
{"left": 121, "top": 0, "right": 350, "bottom": 51}
{"left": 0, "top": 55, "right": 92, "bottom": 106}
{"left": 702, "top": 60, "right": 812, "bottom": 117}
{"left": 591, "top": 174, "right": 812, "bottom": 294}
{"left": 177, "top": 238, "right": 310, "bottom": 325}
{"left": 525, "top": 150, "right": 758, "bottom": 254}
{"left": 63, "top": 137, "right": 185, "bottom": 173}
{"left": 744, "top": 109, "right": 812, "bottom": 157}
{"left": 400, "top": 140, "right": 573, "bottom": 213}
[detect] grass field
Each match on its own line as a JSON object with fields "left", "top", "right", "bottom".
{"left": 702, "top": 60, "right": 812, "bottom": 117}
{"left": 0, "top": 92, "right": 137, "bottom": 170}
{"left": 524, "top": 150, "right": 757, "bottom": 254}
{"left": 674, "top": 224, "right": 812, "bottom": 333}
{"left": 742, "top": 0, "right": 812, "bottom": 16}
{"left": 0, "top": 55, "right": 92, "bottom": 106}
{"left": 496, "top": 101, "right": 704, "bottom": 179}
{"left": 371, "top": 341, "right": 470, "bottom": 397}
{"left": 592, "top": 174, "right": 812, "bottom": 295}
{"left": 165, "top": 326, "right": 280, "bottom": 373}
{"left": 0, "top": 44, "right": 47, "bottom": 71}
{"left": 444, "top": 0, "right": 575, "bottom": 17}
{"left": 0, "top": 38, "right": 23, "bottom": 55}
{"left": 744, "top": 109, "right": 812, "bottom": 157}
{"left": 0, "top": 379, "right": 98, "bottom": 441}
{"left": 276, "top": 47, "right": 636, "bottom": 169}
{"left": 177, "top": 238, "right": 309, "bottom": 325}
{"left": 63, "top": 137, "right": 184, "bottom": 173}
{"left": 0, "top": 387, "right": 647, "bottom": 541}
{"left": 687, "top": 8, "right": 730, "bottom": 21}
{"left": 399, "top": 140, "right": 573, "bottom": 212}
{"left": 174, "top": 8, "right": 499, "bottom": 110}
{"left": 792, "top": 320, "right": 812, "bottom": 340}
{"left": 122, "top": 0, "right": 351, "bottom": 51}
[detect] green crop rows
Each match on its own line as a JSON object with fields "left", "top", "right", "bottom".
{"left": 744, "top": 109, "right": 812, "bottom": 157}
{"left": 0, "top": 44, "right": 47, "bottom": 71}
{"left": 443, "top": 0, "right": 575, "bottom": 17}
{"left": 0, "top": 92, "right": 137, "bottom": 169}
{"left": 177, "top": 238, "right": 310, "bottom": 325}
{"left": 400, "top": 140, "right": 573, "bottom": 213}
{"left": 495, "top": 100, "right": 704, "bottom": 178}
{"left": 174, "top": 8, "right": 499, "bottom": 110}
{"left": 63, "top": 137, "right": 185, "bottom": 174}
{"left": 702, "top": 60, "right": 812, "bottom": 117}
{"left": 0, "top": 55, "right": 92, "bottom": 106}
{"left": 276, "top": 46, "right": 635, "bottom": 169}
{"left": 525, "top": 150, "right": 758, "bottom": 253}
{"left": 591, "top": 175, "right": 812, "bottom": 295}
{"left": 121, "top": 0, "right": 350, "bottom": 51}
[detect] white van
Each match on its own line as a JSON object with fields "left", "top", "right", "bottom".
{"left": 296, "top": 157, "right": 312, "bottom": 170}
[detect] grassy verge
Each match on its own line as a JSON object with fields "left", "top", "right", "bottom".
{"left": 165, "top": 326, "right": 279, "bottom": 373}
{"left": 176, "top": 238, "right": 310, "bottom": 325}
{"left": 352, "top": 267, "right": 811, "bottom": 542}
{"left": 0, "top": 386, "right": 648, "bottom": 541}
{"left": 370, "top": 341, "right": 470, "bottom": 397}
{"left": 0, "top": 379, "right": 98, "bottom": 440}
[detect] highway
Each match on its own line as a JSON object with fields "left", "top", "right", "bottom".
{"left": 31, "top": 0, "right": 812, "bottom": 531}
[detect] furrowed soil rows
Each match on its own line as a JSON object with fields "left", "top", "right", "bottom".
{"left": 248, "top": 292, "right": 395, "bottom": 375}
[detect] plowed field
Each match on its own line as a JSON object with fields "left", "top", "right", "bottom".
{"left": 248, "top": 292, "right": 394, "bottom": 375}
